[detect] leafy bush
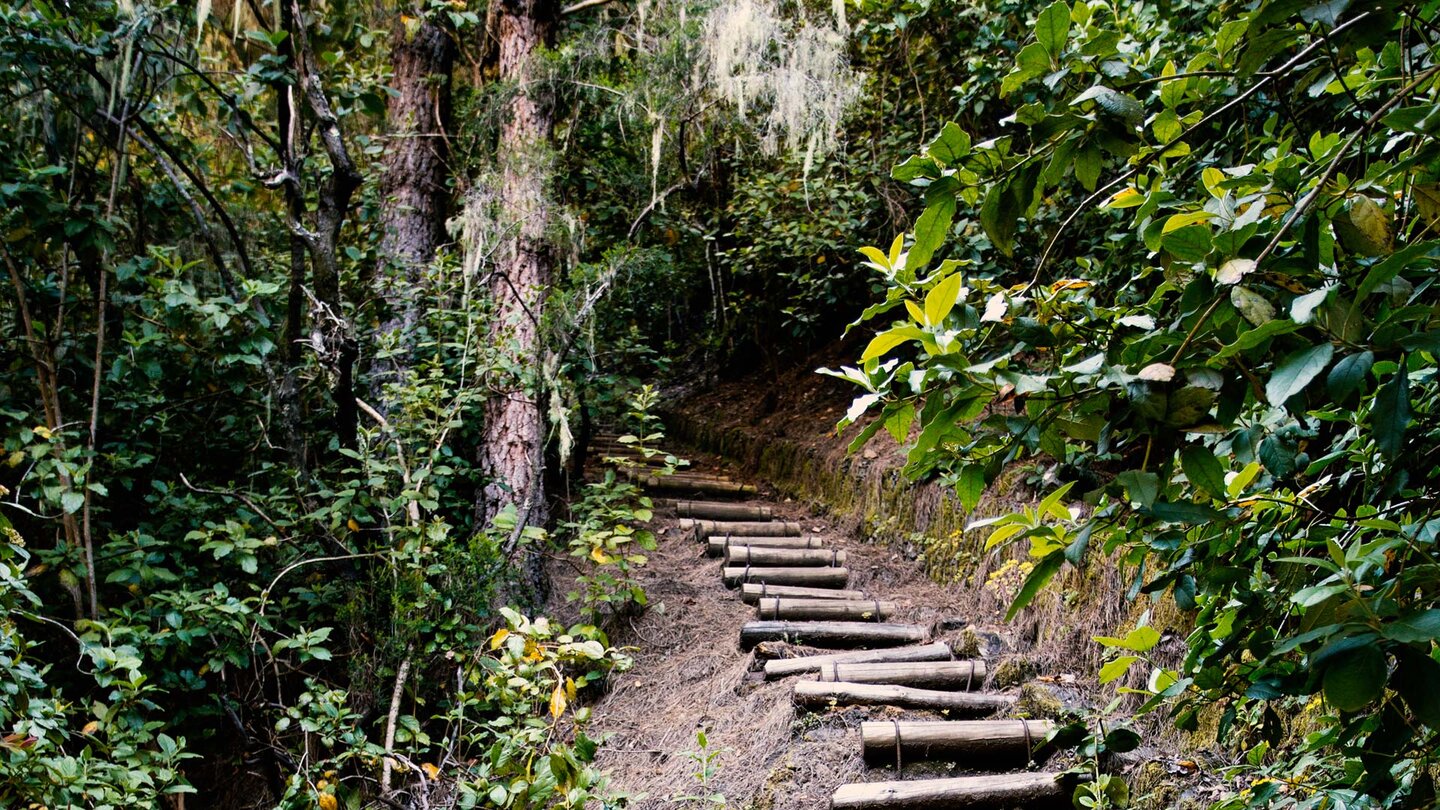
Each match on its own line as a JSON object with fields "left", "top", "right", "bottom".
{"left": 835, "top": 0, "right": 1440, "bottom": 806}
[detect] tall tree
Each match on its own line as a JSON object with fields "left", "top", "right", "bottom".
{"left": 374, "top": 14, "right": 456, "bottom": 374}
{"left": 480, "top": 0, "right": 559, "bottom": 599}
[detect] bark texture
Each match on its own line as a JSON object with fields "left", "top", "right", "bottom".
{"left": 375, "top": 16, "right": 455, "bottom": 359}
{"left": 481, "top": 0, "right": 558, "bottom": 602}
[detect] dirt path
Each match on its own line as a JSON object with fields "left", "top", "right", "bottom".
{"left": 577, "top": 448, "right": 1059, "bottom": 810}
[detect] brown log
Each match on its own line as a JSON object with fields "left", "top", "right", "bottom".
{"left": 644, "top": 477, "right": 757, "bottom": 495}
{"left": 709, "top": 536, "right": 825, "bottom": 557}
{"left": 676, "top": 500, "right": 775, "bottom": 520}
{"left": 726, "top": 546, "right": 845, "bottom": 567}
{"left": 722, "top": 566, "right": 849, "bottom": 588}
{"left": 818, "top": 660, "right": 987, "bottom": 690}
{"left": 741, "top": 583, "right": 865, "bottom": 603}
{"left": 763, "top": 641, "right": 954, "bottom": 678}
{"left": 860, "top": 720, "right": 1055, "bottom": 766}
{"left": 830, "top": 773, "right": 1068, "bottom": 810}
{"left": 793, "top": 681, "right": 1015, "bottom": 715}
{"left": 757, "top": 598, "right": 894, "bottom": 621}
{"left": 683, "top": 519, "right": 800, "bottom": 538}
{"left": 739, "top": 621, "right": 928, "bottom": 650}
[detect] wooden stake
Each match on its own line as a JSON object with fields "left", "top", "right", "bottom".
{"left": 739, "top": 621, "right": 927, "bottom": 650}
{"left": 830, "top": 772, "right": 1068, "bottom": 810}
{"left": 793, "top": 681, "right": 1015, "bottom": 715}
{"left": 763, "top": 641, "right": 953, "bottom": 678}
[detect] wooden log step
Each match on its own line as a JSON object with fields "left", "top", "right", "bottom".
{"left": 676, "top": 500, "right": 775, "bottom": 520}
{"left": 708, "top": 536, "right": 825, "bottom": 557}
{"left": 757, "top": 597, "right": 894, "bottom": 621}
{"left": 739, "top": 621, "right": 928, "bottom": 650}
{"left": 722, "top": 566, "right": 850, "bottom": 588}
{"left": 830, "top": 773, "right": 1068, "bottom": 810}
{"left": 763, "top": 641, "right": 954, "bottom": 678}
{"left": 818, "top": 660, "right": 987, "bottom": 689}
{"left": 683, "top": 519, "right": 801, "bottom": 538}
{"left": 860, "top": 719, "right": 1056, "bottom": 766}
{"left": 597, "top": 454, "right": 676, "bottom": 468}
{"left": 793, "top": 681, "right": 1015, "bottom": 715}
{"left": 742, "top": 583, "right": 864, "bottom": 603}
{"left": 726, "top": 546, "right": 845, "bottom": 567}
{"left": 643, "top": 477, "right": 757, "bottom": 495}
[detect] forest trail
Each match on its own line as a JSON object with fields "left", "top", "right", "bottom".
{"left": 580, "top": 439, "right": 1069, "bottom": 810}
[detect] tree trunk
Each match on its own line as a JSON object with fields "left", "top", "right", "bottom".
{"left": 374, "top": 16, "right": 455, "bottom": 377}
{"left": 481, "top": 0, "right": 558, "bottom": 604}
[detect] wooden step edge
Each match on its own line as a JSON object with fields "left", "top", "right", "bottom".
{"left": 792, "top": 680, "right": 1016, "bottom": 714}
{"left": 830, "top": 772, "right": 1070, "bottom": 810}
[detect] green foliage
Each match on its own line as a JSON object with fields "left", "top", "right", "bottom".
{"left": 835, "top": 0, "right": 1440, "bottom": 806}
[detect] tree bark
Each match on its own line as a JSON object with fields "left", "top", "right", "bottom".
{"left": 374, "top": 15, "right": 455, "bottom": 375}
{"left": 481, "top": 0, "right": 558, "bottom": 604}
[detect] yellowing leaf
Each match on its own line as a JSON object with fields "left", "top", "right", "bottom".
{"left": 1105, "top": 187, "right": 1144, "bottom": 208}
{"left": 887, "top": 233, "right": 905, "bottom": 268}
{"left": 549, "top": 684, "right": 567, "bottom": 718}
{"left": 421, "top": 762, "right": 441, "bottom": 780}
{"left": 1049, "top": 278, "right": 1092, "bottom": 292}
{"left": 32, "top": 426, "right": 52, "bottom": 440}
{"left": 81, "top": 720, "right": 100, "bottom": 735}
{"left": 925, "top": 271, "right": 965, "bottom": 326}
{"left": 488, "top": 628, "right": 510, "bottom": 650}
{"left": 346, "top": 518, "right": 360, "bottom": 532}
{"left": 858, "top": 245, "right": 890, "bottom": 269}
{"left": 317, "top": 794, "right": 338, "bottom": 810}
{"left": 1162, "top": 211, "right": 1212, "bottom": 233}
{"left": 590, "top": 546, "right": 614, "bottom": 564}
{"left": 1201, "top": 167, "right": 1226, "bottom": 198}
{"left": 523, "top": 639, "right": 543, "bottom": 662}
{"left": 905, "top": 300, "right": 927, "bottom": 325}
{"left": 565, "top": 676, "right": 577, "bottom": 701}
{"left": 860, "top": 327, "right": 926, "bottom": 361}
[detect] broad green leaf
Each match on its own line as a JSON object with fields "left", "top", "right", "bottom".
{"left": 926, "top": 122, "right": 971, "bottom": 165}
{"left": 1117, "top": 470, "right": 1160, "bottom": 508}
{"left": 925, "top": 271, "right": 964, "bottom": 326}
{"left": 1095, "top": 626, "right": 1161, "bottom": 652}
{"left": 1037, "top": 481, "right": 1076, "bottom": 522}
{"left": 1372, "top": 364, "right": 1410, "bottom": 458}
{"left": 1321, "top": 645, "right": 1386, "bottom": 712}
{"left": 1099, "top": 655, "right": 1140, "bottom": 684}
{"left": 860, "top": 326, "right": 926, "bottom": 361}
{"left": 884, "top": 402, "right": 915, "bottom": 444}
{"left": 955, "top": 464, "right": 986, "bottom": 512}
{"left": 1163, "top": 212, "right": 1213, "bottom": 233}
{"left": 1179, "top": 445, "right": 1227, "bottom": 500}
{"left": 1290, "top": 285, "right": 1332, "bottom": 323}
{"left": 907, "top": 197, "right": 956, "bottom": 274}
{"left": 891, "top": 155, "right": 941, "bottom": 183}
{"left": 1005, "top": 550, "right": 1065, "bottom": 621}
{"left": 1326, "top": 350, "right": 1373, "bottom": 400}
{"left": 1265, "top": 343, "right": 1333, "bottom": 405}
{"left": 1231, "top": 286, "right": 1275, "bottom": 326}
{"left": 1386, "top": 609, "right": 1440, "bottom": 643}
{"left": 1074, "top": 144, "right": 1102, "bottom": 191}
{"left": 980, "top": 181, "right": 1019, "bottom": 256}
{"left": 1214, "top": 319, "right": 1300, "bottom": 359}
{"left": 1035, "top": 1, "right": 1072, "bottom": 62}
{"left": 905, "top": 300, "right": 927, "bottom": 324}
{"left": 1393, "top": 647, "right": 1440, "bottom": 727}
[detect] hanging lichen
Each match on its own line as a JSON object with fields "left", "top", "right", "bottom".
{"left": 701, "top": 0, "right": 861, "bottom": 157}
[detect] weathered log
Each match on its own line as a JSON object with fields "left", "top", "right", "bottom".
{"left": 757, "top": 598, "right": 894, "bottom": 621}
{"left": 739, "top": 621, "right": 928, "bottom": 650}
{"left": 860, "top": 720, "right": 1055, "bottom": 766}
{"left": 676, "top": 500, "right": 775, "bottom": 520}
{"left": 793, "top": 681, "right": 1015, "bottom": 715}
{"left": 830, "top": 772, "right": 1068, "bottom": 810}
{"left": 726, "top": 546, "right": 846, "bottom": 567}
{"left": 818, "top": 660, "right": 987, "bottom": 689}
{"left": 682, "top": 519, "right": 801, "bottom": 538}
{"left": 763, "top": 641, "right": 954, "bottom": 678}
{"left": 741, "top": 583, "right": 865, "bottom": 603}
{"left": 708, "top": 536, "right": 825, "bottom": 557}
{"left": 722, "top": 566, "right": 850, "bottom": 588}
{"left": 643, "top": 477, "right": 757, "bottom": 495}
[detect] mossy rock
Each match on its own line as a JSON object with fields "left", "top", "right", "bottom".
{"left": 992, "top": 655, "right": 1038, "bottom": 688}
{"left": 1015, "top": 682, "right": 1063, "bottom": 719}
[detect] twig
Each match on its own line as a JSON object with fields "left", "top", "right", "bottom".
{"left": 355, "top": 398, "right": 422, "bottom": 526}
{"left": 381, "top": 656, "right": 413, "bottom": 796}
